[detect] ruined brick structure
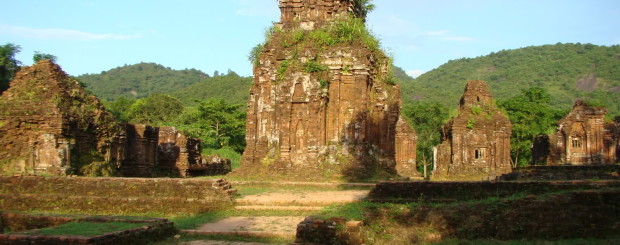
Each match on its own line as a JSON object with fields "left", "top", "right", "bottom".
{"left": 120, "top": 124, "right": 205, "bottom": 177}
{"left": 433, "top": 80, "right": 512, "bottom": 180}
{"left": 0, "top": 60, "right": 121, "bottom": 176}
{"left": 238, "top": 0, "right": 418, "bottom": 180}
{"left": 0, "top": 60, "right": 229, "bottom": 177}
{"left": 536, "top": 101, "right": 618, "bottom": 165}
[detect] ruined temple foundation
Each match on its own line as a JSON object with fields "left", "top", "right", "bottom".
{"left": 433, "top": 80, "right": 512, "bottom": 181}
{"left": 236, "top": 0, "right": 418, "bottom": 180}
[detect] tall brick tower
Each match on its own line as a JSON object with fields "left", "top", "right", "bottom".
{"left": 237, "top": 0, "right": 418, "bottom": 180}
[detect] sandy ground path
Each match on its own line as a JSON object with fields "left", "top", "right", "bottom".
{"left": 179, "top": 188, "right": 371, "bottom": 243}
{"left": 235, "top": 189, "right": 370, "bottom": 206}
{"left": 190, "top": 216, "right": 304, "bottom": 235}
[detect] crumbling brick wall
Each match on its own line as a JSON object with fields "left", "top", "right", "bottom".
{"left": 0, "top": 176, "right": 234, "bottom": 215}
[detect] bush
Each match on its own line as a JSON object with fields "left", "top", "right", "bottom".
{"left": 81, "top": 161, "right": 119, "bottom": 177}
{"left": 303, "top": 60, "right": 327, "bottom": 73}
{"left": 203, "top": 147, "right": 242, "bottom": 170}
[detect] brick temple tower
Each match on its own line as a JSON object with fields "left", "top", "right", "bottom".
{"left": 433, "top": 80, "right": 512, "bottom": 180}
{"left": 237, "top": 0, "right": 418, "bottom": 180}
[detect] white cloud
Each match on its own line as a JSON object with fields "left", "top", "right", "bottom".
{"left": 406, "top": 69, "right": 426, "bottom": 78}
{"left": 426, "top": 30, "right": 449, "bottom": 36}
{"left": 0, "top": 24, "right": 142, "bottom": 41}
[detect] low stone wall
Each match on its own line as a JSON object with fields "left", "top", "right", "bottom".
{"left": 500, "top": 165, "right": 620, "bottom": 181}
{"left": 0, "top": 176, "right": 234, "bottom": 216}
{"left": 368, "top": 180, "right": 620, "bottom": 202}
{"left": 0, "top": 212, "right": 176, "bottom": 245}
{"left": 365, "top": 189, "right": 620, "bottom": 241}
{"left": 294, "top": 217, "right": 363, "bottom": 245}
{"left": 0, "top": 213, "right": 74, "bottom": 233}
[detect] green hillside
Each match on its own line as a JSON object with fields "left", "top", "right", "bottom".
{"left": 171, "top": 71, "right": 252, "bottom": 106}
{"left": 77, "top": 62, "right": 210, "bottom": 101}
{"left": 401, "top": 43, "right": 620, "bottom": 116}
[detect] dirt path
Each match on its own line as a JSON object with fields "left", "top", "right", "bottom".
{"left": 179, "top": 188, "right": 372, "bottom": 244}
{"left": 190, "top": 216, "right": 304, "bottom": 234}
{"left": 235, "top": 190, "right": 369, "bottom": 206}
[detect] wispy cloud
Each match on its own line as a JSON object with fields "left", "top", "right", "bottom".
{"left": 406, "top": 70, "right": 426, "bottom": 78}
{"left": 426, "top": 30, "right": 449, "bottom": 36}
{"left": 0, "top": 24, "right": 142, "bottom": 41}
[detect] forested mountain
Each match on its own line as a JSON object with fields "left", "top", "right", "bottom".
{"left": 77, "top": 62, "right": 210, "bottom": 101}
{"left": 171, "top": 71, "right": 252, "bottom": 106}
{"left": 400, "top": 43, "right": 620, "bottom": 116}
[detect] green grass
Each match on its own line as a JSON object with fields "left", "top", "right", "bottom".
{"left": 26, "top": 221, "right": 145, "bottom": 236}
{"left": 315, "top": 201, "right": 415, "bottom": 221}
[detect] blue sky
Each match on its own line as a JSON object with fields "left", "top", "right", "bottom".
{"left": 1, "top": 0, "right": 619, "bottom": 78}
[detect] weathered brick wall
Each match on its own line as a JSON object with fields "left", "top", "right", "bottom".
{"left": 0, "top": 176, "right": 234, "bottom": 216}
{"left": 278, "top": 0, "right": 364, "bottom": 30}
{"left": 366, "top": 189, "right": 620, "bottom": 241}
{"left": 500, "top": 165, "right": 620, "bottom": 181}
{"left": 0, "top": 212, "right": 74, "bottom": 233}
{"left": 368, "top": 180, "right": 620, "bottom": 202}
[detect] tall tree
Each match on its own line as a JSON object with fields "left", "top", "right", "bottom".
{"left": 498, "top": 87, "right": 563, "bottom": 167}
{"left": 174, "top": 99, "right": 246, "bottom": 152}
{"left": 402, "top": 101, "right": 450, "bottom": 170}
{"left": 104, "top": 97, "right": 136, "bottom": 122}
{"left": 127, "top": 94, "right": 184, "bottom": 125}
{"left": 0, "top": 43, "right": 22, "bottom": 93}
{"left": 33, "top": 51, "right": 57, "bottom": 63}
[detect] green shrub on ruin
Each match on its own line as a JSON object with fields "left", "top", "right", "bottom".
{"left": 303, "top": 60, "right": 328, "bottom": 73}
{"left": 276, "top": 60, "right": 290, "bottom": 82}
{"left": 81, "top": 161, "right": 119, "bottom": 177}
{"left": 248, "top": 43, "right": 265, "bottom": 67}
